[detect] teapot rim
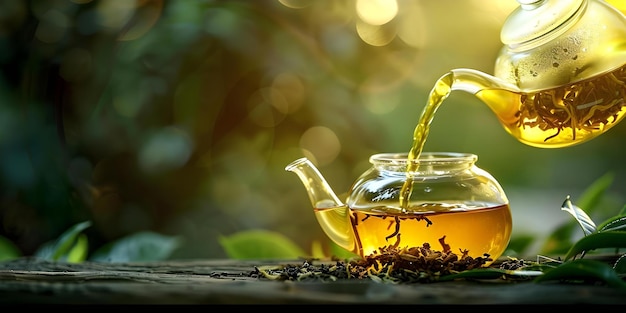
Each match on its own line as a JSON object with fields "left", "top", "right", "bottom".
{"left": 369, "top": 152, "right": 478, "bottom": 165}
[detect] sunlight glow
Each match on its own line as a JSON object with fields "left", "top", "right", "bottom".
{"left": 300, "top": 126, "right": 341, "bottom": 166}
{"left": 356, "top": 0, "right": 398, "bottom": 26}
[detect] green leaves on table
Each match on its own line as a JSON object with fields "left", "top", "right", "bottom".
{"left": 90, "top": 231, "right": 182, "bottom": 262}
{"left": 34, "top": 221, "right": 92, "bottom": 262}
{"left": 4, "top": 220, "right": 182, "bottom": 263}
{"left": 219, "top": 229, "right": 307, "bottom": 259}
{"left": 0, "top": 235, "right": 21, "bottom": 261}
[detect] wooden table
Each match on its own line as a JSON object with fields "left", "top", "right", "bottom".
{"left": 0, "top": 257, "right": 625, "bottom": 304}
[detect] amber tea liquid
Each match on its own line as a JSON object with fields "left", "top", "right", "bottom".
{"left": 315, "top": 203, "right": 512, "bottom": 266}
{"left": 476, "top": 63, "right": 626, "bottom": 148}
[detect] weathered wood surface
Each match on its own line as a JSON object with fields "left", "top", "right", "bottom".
{"left": 0, "top": 257, "right": 625, "bottom": 304}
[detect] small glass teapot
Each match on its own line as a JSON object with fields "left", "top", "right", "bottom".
{"left": 286, "top": 152, "right": 512, "bottom": 265}
{"left": 438, "top": 0, "right": 626, "bottom": 148}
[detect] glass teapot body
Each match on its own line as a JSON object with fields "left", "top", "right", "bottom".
{"left": 344, "top": 152, "right": 512, "bottom": 263}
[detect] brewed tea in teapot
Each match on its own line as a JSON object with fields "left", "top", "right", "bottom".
{"left": 286, "top": 153, "right": 512, "bottom": 265}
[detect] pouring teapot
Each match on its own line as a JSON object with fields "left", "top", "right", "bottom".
{"left": 286, "top": 152, "right": 512, "bottom": 265}
{"left": 440, "top": 0, "right": 626, "bottom": 148}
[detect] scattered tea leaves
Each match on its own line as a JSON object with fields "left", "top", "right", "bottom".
{"left": 252, "top": 242, "right": 496, "bottom": 283}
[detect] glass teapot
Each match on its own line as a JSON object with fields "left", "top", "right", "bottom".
{"left": 441, "top": 0, "right": 626, "bottom": 148}
{"left": 286, "top": 152, "right": 512, "bottom": 265}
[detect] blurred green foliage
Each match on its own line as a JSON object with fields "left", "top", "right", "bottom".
{"left": 0, "top": 220, "right": 181, "bottom": 262}
{"left": 0, "top": 0, "right": 625, "bottom": 261}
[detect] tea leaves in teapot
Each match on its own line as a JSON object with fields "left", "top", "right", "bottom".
{"left": 516, "top": 65, "right": 626, "bottom": 144}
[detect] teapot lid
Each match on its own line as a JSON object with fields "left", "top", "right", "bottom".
{"left": 501, "top": 0, "right": 585, "bottom": 47}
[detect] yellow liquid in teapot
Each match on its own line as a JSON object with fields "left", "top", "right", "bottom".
{"left": 479, "top": 63, "right": 626, "bottom": 148}
{"left": 315, "top": 203, "right": 512, "bottom": 266}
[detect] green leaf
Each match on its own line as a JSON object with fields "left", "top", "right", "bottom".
{"left": 0, "top": 235, "right": 21, "bottom": 261}
{"left": 613, "top": 254, "right": 626, "bottom": 274}
{"left": 329, "top": 240, "right": 359, "bottom": 260}
{"left": 90, "top": 231, "right": 182, "bottom": 262}
{"left": 534, "top": 259, "right": 626, "bottom": 290}
{"left": 597, "top": 215, "right": 626, "bottom": 233}
{"left": 310, "top": 240, "right": 326, "bottom": 259}
{"left": 576, "top": 172, "right": 614, "bottom": 214}
{"left": 309, "top": 240, "right": 359, "bottom": 260}
{"left": 564, "top": 232, "right": 626, "bottom": 260}
{"left": 66, "top": 234, "right": 89, "bottom": 263}
{"left": 540, "top": 223, "right": 578, "bottom": 255}
{"left": 540, "top": 174, "right": 613, "bottom": 255}
{"left": 505, "top": 234, "right": 535, "bottom": 256}
{"left": 35, "top": 221, "right": 92, "bottom": 261}
{"left": 560, "top": 195, "right": 596, "bottom": 236}
{"left": 219, "top": 229, "right": 307, "bottom": 259}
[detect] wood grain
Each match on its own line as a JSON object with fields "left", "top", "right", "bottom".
{"left": 0, "top": 257, "right": 625, "bottom": 304}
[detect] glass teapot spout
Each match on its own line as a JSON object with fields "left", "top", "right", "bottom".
{"left": 285, "top": 158, "right": 344, "bottom": 209}
{"left": 437, "top": 69, "right": 535, "bottom": 146}
{"left": 446, "top": 68, "right": 521, "bottom": 121}
{"left": 285, "top": 158, "right": 356, "bottom": 253}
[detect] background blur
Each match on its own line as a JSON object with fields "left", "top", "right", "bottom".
{"left": 1, "top": 0, "right": 626, "bottom": 259}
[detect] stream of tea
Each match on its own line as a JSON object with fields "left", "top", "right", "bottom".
{"left": 399, "top": 73, "right": 455, "bottom": 209}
